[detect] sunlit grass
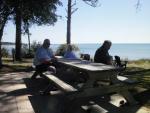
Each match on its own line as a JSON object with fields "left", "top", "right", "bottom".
{"left": 128, "top": 59, "right": 150, "bottom": 69}
{"left": 0, "top": 58, "right": 33, "bottom": 73}
{"left": 2, "top": 57, "right": 33, "bottom": 66}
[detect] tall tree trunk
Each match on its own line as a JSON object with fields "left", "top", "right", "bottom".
{"left": 27, "top": 29, "right": 31, "bottom": 54}
{"left": 0, "top": 16, "right": 8, "bottom": 68}
{"left": 0, "top": 25, "right": 5, "bottom": 67}
{"left": 67, "top": 0, "right": 71, "bottom": 44}
{"left": 15, "top": 7, "right": 22, "bottom": 61}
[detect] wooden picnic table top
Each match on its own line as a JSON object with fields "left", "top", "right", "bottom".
{"left": 58, "top": 58, "right": 118, "bottom": 72}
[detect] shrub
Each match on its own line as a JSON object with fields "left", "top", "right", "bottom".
{"left": 1, "top": 48, "right": 9, "bottom": 57}
{"left": 22, "top": 41, "right": 41, "bottom": 58}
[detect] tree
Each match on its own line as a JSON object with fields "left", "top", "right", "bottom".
{"left": 12, "top": 0, "right": 62, "bottom": 61}
{"left": 23, "top": 23, "right": 31, "bottom": 55}
{"left": 0, "top": 0, "right": 61, "bottom": 61}
{"left": 0, "top": 0, "right": 13, "bottom": 67}
{"left": 66, "top": 0, "right": 99, "bottom": 44}
{"left": 0, "top": 0, "right": 62, "bottom": 66}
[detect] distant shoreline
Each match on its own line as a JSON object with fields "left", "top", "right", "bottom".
{"left": 2, "top": 42, "right": 150, "bottom": 45}
{"left": 1, "top": 42, "right": 27, "bottom": 45}
{"left": 1, "top": 42, "right": 15, "bottom": 45}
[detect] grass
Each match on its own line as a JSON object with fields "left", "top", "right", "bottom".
{"left": 0, "top": 57, "right": 33, "bottom": 73}
{"left": 128, "top": 59, "right": 150, "bottom": 69}
{"left": 122, "top": 59, "right": 150, "bottom": 108}
{"left": 121, "top": 59, "right": 150, "bottom": 93}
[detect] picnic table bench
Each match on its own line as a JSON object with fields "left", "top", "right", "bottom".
{"left": 43, "top": 74, "right": 77, "bottom": 93}
{"left": 117, "top": 75, "right": 139, "bottom": 85}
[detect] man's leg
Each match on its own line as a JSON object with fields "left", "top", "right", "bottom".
{"left": 31, "top": 64, "right": 47, "bottom": 79}
{"left": 48, "top": 66, "right": 56, "bottom": 74}
{"left": 31, "top": 71, "right": 39, "bottom": 79}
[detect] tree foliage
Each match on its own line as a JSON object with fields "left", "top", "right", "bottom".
{"left": 1, "top": 0, "right": 62, "bottom": 61}
{"left": 0, "top": 0, "right": 13, "bottom": 66}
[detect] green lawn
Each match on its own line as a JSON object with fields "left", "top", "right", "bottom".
{"left": 0, "top": 58, "right": 33, "bottom": 73}
{"left": 126, "top": 59, "right": 150, "bottom": 89}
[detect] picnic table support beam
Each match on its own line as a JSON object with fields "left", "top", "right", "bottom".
{"left": 68, "top": 84, "right": 137, "bottom": 105}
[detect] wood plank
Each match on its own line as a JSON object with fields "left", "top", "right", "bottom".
{"left": 117, "top": 75, "right": 138, "bottom": 84}
{"left": 82, "top": 104, "right": 108, "bottom": 113}
{"left": 45, "top": 74, "right": 77, "bottom": 92}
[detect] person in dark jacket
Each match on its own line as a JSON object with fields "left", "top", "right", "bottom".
{"left": 94, "top": 40, "right": 113, "bottom": 65}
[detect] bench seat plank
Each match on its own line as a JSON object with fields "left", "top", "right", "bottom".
{"left": 45, "top": 74, "right": 77, "bottom": 92}
{"left": 117, "top": 75, "right": 138, "bottom": 84}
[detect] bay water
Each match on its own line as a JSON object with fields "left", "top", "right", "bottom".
{"left": 2, "top": 43, "right": 150, "bottom": 60}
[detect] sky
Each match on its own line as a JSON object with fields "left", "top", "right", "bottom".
{"left": 2, "top": 0, "right": 150, "bottom": 44}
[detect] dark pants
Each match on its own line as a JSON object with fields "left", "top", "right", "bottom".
{"left": 31, "top": 63, "right": 55, "bottom": 79}
{"left": 36, "top": 64, "right": 50, "bottom": 72}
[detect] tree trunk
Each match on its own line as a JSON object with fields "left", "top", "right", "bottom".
{"left": 0, "top": 16, "right": 8, "bottom": 68}
{"left": 0, "top": 26, "right": 4, "bottom": 67}
{"left": 15, "top": 7, "right": 22, "bottom": 61}
{"left": 67, "top": 0, "right": 71, "bottom": 44}
{"left": 27, "top": 29, "right": 31, "bottom": 54}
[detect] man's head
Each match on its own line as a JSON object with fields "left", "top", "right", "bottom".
{"left": 43, "top": 39, "right": 50, "bottom": 48}
{"left": 102, "top": 40, "right": 112, "bottom": 50}
{"left": 66, "top": 44, "right": 73, "bottom": 52}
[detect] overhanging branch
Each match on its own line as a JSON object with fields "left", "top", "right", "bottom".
{"left": 83, "top": 0, "right": 100, "bottom": 7}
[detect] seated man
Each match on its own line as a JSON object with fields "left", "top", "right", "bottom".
{"left": 62, "top": 44, "right": 88, "bottom": 84}
{"left": 64, "top": 44, "right": 78, "bottom": 59}
{"left": 94, "top": 40, "right": 113, "bottom": 65}
{"left": 31, "top": 39, "right": 57, "bottom": 79}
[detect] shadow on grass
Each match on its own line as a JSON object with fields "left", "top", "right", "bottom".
{"left": 126, "top": 67, "right": 150, "bottom": 75}
{"left": 123, "top": 67, "right": 150, "bottom": 89}
{"left": 134, "top": 89, "right": 150, "bottom": 106}
{"left": 2, "top": 58, "right": 33, "bottom": 63}
{"left": 0, "top": 64, "right": 33, "bottom": 74}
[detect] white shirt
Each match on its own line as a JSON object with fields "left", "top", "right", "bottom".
{"left": 33, "top": 46, "right": 54, "bottom": 66}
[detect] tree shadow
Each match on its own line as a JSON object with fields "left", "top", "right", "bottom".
{"left": 122, "top": 67, "right": 150, "bottom": 89}
{"left": 125, "top": 67, "right": 150, "bottom": 75}
{"left": 0, "top": 65, "right": 35, "bottom": 74}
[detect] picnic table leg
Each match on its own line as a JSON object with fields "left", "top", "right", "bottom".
{"left": 41, "top": 82, "right": 56, "bottom": 94}
{"left": 82, "top": 79, "right": 95, "bottom": 89}
{"left": 39, "top": 83, "right": 51, "bottom": 94}
{"left": 119, "top": 90, "right": 138, "bottom": 105}
{"left": 31, "top": 71, "right": 38, "bottom": 79}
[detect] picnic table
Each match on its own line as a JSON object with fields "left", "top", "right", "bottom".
{"left": 43, "top": 58, "right": 137, "bottom": 105}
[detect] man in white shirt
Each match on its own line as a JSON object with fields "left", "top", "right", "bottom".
{"left": 31, "top": 39, "right": 57, "bottom": 79}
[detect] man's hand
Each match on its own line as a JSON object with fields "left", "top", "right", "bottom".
{"left": 51, "top": 58, "right": 58, "bottom": 64}
{"left": 43, "top": 60, "right": 52, "bottom": 65}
